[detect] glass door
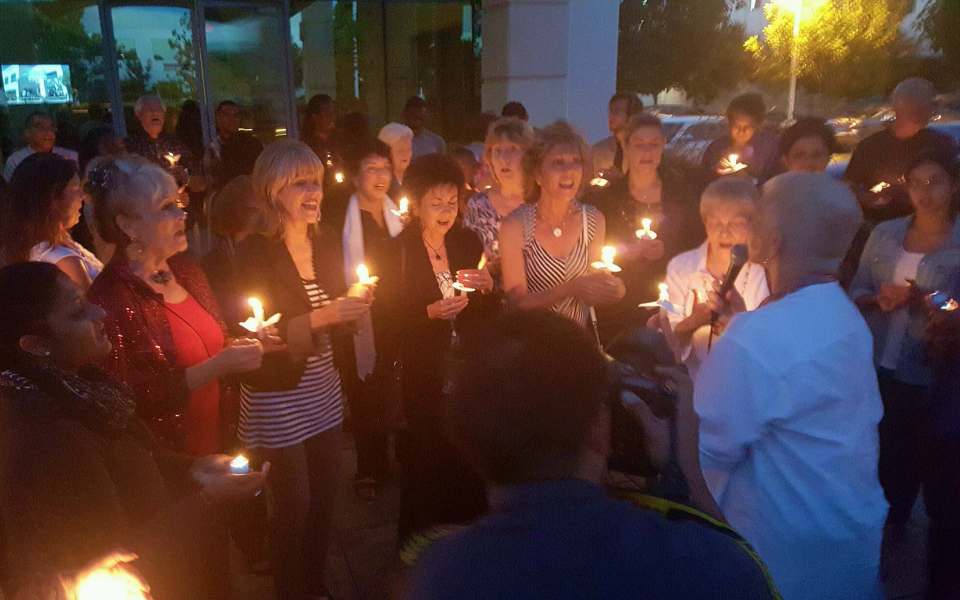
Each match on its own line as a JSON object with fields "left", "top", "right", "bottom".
{"left": 201, "top": 4, "right": 294, "bottom": 145}
{"left": 104, "top": 3, "right": 205, "bottom": 142}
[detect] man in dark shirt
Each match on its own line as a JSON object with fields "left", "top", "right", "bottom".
{"left": 405, "top": 311, "right": 779, "bottom": 600}
{"left": 840, "top": 77, "right": 960, "bottom": 286}
{"left": 301, "top": 94, "right": 341, "bottom": 189}
{"left": 204, "top": 101, "right": 263, "bottom": 194}
{"left": 702, "top": 93, "right": 781, "bottom": 186}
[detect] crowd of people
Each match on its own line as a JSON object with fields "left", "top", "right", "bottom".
{"left": 0, "top": 75, "right": 958, "bottom": 600}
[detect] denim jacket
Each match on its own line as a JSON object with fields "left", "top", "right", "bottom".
{"left": 849, "top": 216, "right": 960, "bottom": 386}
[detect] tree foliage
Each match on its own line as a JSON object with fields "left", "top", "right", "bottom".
{"left": 616, "top": 0, "right": 749, "bottom": 103}
{"left": 919, "top": 0, "right": 960, "bottom": 82}
{"left": 746, "top": 0, "right": 908, "bottom": 99}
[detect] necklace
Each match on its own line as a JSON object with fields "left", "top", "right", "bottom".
{"left": 537, "top": 204, "right": 574, "bottom": 238}
{"left": 151, "top": 270, "right": 173, "bottom": 285}
{"left": 422, "top": 235, "right": 445, "bottom": 261}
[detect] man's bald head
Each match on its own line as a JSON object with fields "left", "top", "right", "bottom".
{"left": 892, "top": 77, "right": 937, "bottom": 131}
{"left": 751, "top": 173, "right": 863, "bottom": 281}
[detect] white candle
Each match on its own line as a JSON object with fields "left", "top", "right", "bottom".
{"left": 335, "top": 172, "right": 344, "bottom": 184}
{"left": 76, "top": 568, "right": 149, "bottom": 600}
{"left": 717, "top": 153, "right": 747, "bottom": 175}
{"left": 869, "top": 182, "right": 890, "bottom": 193}
{"left": 163, "top": 152, "right": 181, "bottom": 167}
{"left": 356, "top": 264, "right": 378, "bottom": 286}
{"left": 391, "top": 197, "right": 410, "bottom": 217}
{"left": 636, "top": 217, "right": 658, "bottom": 240}
{"left": 239, "top": 298, "right": 281, "bottom": 336}
{"left": 591, "top": 245, "right": 622, "bottom": 273}
{"left": 249, "top": 297, "right": 264, "bottom": 324}
{"left": 658, "top": 282, "right": 669, "bottom": 303}
{"left": 230, "top": 455, "right": 250, "bottom": 474}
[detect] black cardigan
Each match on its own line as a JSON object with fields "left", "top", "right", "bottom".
{"left": 391, "top": 222, "right": 498, "bottom": 429}
{"left": 231, "top": 226, "right": 351, "bottom": 392}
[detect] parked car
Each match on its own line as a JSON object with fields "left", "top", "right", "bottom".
{"left": 662, "top": 116, "right": 726, "bottom": 165}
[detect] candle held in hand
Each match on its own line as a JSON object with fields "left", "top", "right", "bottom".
{"left": 334, "top": 172, "right": 344, "bottom": 184}
{"left": 239, "top": 297, "right": 281, "bottom": 336}
{"left": 717, "top": 154, "right": 747, "bottom": 175}
{"left": 477, "top": 254, "right": 487, "bottom": 270}
{"left": 75, "top": 568, "right": 149, "bottom": 600}
{"left": 230, "top": 455, "right": 250, "bottom": 474}
{"left": 636, "top": 217, "right": 658, "bottom": 240}
{"left": 391, "top": 197, "right": 410, "bottom": 217}
{"left": 591, "top": 245, "right": 622, "bottom": 273}
{"left": 869, "top": 182, "right": 890, "bottom": 193}
{"left": 163, "top": 152, "right": 181, "bottom": 167}
{"left": 356, "top": 264, "right": 379, "bottom": 286}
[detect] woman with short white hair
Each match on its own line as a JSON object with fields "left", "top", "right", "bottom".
{"left": 665, "top": 178, "right": 769, "bottom": 377}
{"left": 378, "top": 122, "right": 414, "bottom": 193}
{"left": 86, "top": 156, "right": 264, "bottom": 457}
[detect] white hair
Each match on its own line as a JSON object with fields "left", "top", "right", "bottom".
{"left": 134, "top": 95, "right": 164, "bottom": 115}
{"left": 892, "top": 78, "right": 936, "bottom": 110}
{"left": 378, "top": 122, "right": 414, "bottom": 148}
{"left": 700, "top": 178, "right": 761, "bottom": 222}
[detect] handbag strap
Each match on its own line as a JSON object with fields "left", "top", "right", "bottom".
{"left": 581, "top": 205, "right": 602, "bottom": 349}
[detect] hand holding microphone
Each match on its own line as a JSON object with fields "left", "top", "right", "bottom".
{"left": 708, "top": 244, "right": 749, "bottom": 331}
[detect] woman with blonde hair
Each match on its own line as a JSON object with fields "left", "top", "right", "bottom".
{"left": 232, "top": 139, "right": 370, "bottom": 600}
{"left": 462, "top": 117, "right": 535, "bottom": 291}
{"left": 499, "top": 120, "right": 624, "bottom": 331}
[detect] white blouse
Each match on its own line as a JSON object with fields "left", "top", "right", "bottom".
{"left": 665, "top": 242, "right": 769, "bottom": 377}
{"left": 30, "top": 240, "right": 104, "bottom": 282}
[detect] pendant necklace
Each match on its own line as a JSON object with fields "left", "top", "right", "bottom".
{"left": 537, "top": 205, "right": 571, "bottom": 238}
{"left": 422, "top": 236, "right": 444, "bottom": 261}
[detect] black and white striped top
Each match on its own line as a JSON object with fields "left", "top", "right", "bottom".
{"left": 516, "top": 201, "right": 597, "bottom": 327}
{"left": 238, "top": 279, "right": 344, "bottom": 449}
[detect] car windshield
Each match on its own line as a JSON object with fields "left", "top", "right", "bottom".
{"left": 663, "top": 123, "right": 683, "bottom": 142}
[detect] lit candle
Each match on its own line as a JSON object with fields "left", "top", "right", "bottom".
{"left": 477, "top": 254, "right": 487, "bottom": 270}
{"left": 334, "top": 172, "right": 344, "bottom": 184}
{"left": 390, "top": 197, "right": 410, "bottom": 217}
{"left": 636, "top": 217, "right": 658, "bottom": 240}
{"left": 452, "top": 282, "right": 475, "bottom": 295}
{"left": 717, "top": 153, "right": 747, "bottom": 175}
{"left": 356, "top": 264, "right": 379, "bottom": 286}
{"left": 657, "top": 282, "right": 669, "bottom": 303}
{"left": 239, "top": 297, "right": 281, "bottom": 337}
{"left": 75, "top": 567, "right": 149, "bottom": 600}
{"left": 591, "top": 245, "right": 622, "bottom": 273}
{"left": 869, "top": 182, "right": 890, "bottom": 193}
{"left": 230, "top": 455, "right": 250, "bottom": 474}
{"left": 639, "top": 282, "right": 681, "bottom": 315}
{"left": 163, "top": 152, "right": 181, "bottom": 167}
{"left": 590, "top": 176, "right": 609, "bottom": 187}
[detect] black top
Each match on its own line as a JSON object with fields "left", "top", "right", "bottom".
{"left": 231, "top": 227, "right": 351, "bottom": 392}
{"left": 390, "top": 222, "right": 498, "bottom": 430}
{"left": 124, "top": 129, "right": 201, "bottom": 174}
{"left": 589, "top": 173, "right": 704, "bottom": 344}
{"left": 843, "top": 127, "right": 959, "bottom": 223}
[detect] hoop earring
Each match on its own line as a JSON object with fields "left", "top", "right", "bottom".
{"left": 126, "top": 239, "right": 144, "bottom": 263}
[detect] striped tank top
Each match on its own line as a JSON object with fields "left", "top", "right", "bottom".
{"left": 238, "top": 279, "right": 344, "bottom": 449}
{"left": 515, "top": 201, "right": 597, "bottom": 327}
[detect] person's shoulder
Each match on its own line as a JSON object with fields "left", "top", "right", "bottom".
{"left": 856, "top": 128, "right": 892, "bottom": 151}
{"left": 592, "top": 136, "right": 616, "bottom": 152}
{"left": 922, "top": 127, "right": 960, "bottom": 151}
{"left": 666, "top": 245, "right": 703, "bottom": 275}
{"left": 8, "top": 146, "right": 33, "bottom": 161}
{"left": 870, "top": 215, "right": 911, "bottom": 237}
{"left": 235, "top": 233, "right": 279, "bottom": 264}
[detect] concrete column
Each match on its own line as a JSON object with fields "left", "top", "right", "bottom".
{"left": 481, "top": 0, "right": 620, "bottom": 144}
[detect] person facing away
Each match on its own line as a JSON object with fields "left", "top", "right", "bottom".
{"left": 702, "top": 93, "right": 781, "bottom": 186}
{"left": 695, "top": 172, "right": 887, "bottom": 600}
{"left": 404, "top": 310, "right": 779, "bottom": 600}
{"left": 591, "top": 91, "right": 643, "bottom": 179}
{"left": 404, "top": 96, "right": 447, "bottom": 158}
{"left": 2, "top": 111, "right": 78, "bottom": 182}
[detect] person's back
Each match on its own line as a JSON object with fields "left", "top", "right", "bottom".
{"left": 408, "top": 480, "right": 775, "bottom": 600}
{"left": 697, "top": 283, "right": 886, "bottom": 599}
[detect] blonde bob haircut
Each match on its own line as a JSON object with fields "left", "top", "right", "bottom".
{"left": 484, "top": 117, "right": 535, "bottom": 175}
{"left": 699, "top": 178, "right": 761, "bottom": 223}
{"left": 252, "top": 139, "right": 324, "bottom": 240}
{"left": 521, "top": 120, "right": 593, "bottom": 202}
{"left": 86, "top": 154, "right": 178, "bottom": 245}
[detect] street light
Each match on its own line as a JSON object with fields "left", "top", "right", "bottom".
{"left": 785, "top": 0, "right": 803, "bottom": 122}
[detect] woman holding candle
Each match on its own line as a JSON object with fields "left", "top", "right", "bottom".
{"left": 233, "top": 140, "right": 369, "bottom": 600}
{"left": 326, "top": 137, "right": 404, "bottom": 502}
{"left": 590, "top": 114, "right": 704, "bottom": 344}
{"left": 664, "top": 179, "right": 769, "bottom": 378}
{"left": 462, "top": 117, "right": 535, "bottom": 292}
{"left": 0, "top": 262, "right": 266, "bottom": 600}
{"left": 0, "top": 152, "right": 103, "bottom": 291}
{"left": 390, "top": 153, "right": 495, "bottom": 548}
{"left": 85, "top": 156, "right": 265, "bottom": 458}
{"left": 849, "top": 151, "right": 960, "bottom": 566}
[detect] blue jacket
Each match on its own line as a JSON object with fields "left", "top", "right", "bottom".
{"left": 849, "top": 216, "right": 960, "bottom": 386}
{"left": 406, "top": 480, "right": 778, "bottom": 600}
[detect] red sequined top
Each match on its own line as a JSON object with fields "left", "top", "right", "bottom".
{"left": 87, "top": 253, "right": 228, "bottom": 452}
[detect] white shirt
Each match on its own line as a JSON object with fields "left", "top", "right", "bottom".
{"left": 665, "top": 242, "right": 769, "bottom": 378}
{"left": 2, "top": 146, "right": 79, "bottom": 182}
{"left": 878, "top": 250, "right": 924, "bottom": 370}
{"left": 30, "top": 240, "right": 103, "bottom": 282}
{"left": 695, "top": 283, "right": 887, "bottom": 600}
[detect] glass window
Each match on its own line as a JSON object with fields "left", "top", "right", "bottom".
{"left": 290, "top": 0, "right": 481, "bottom": 146}
{"left": 0, "top": 0, "right": 107, "bottom": 167}
{"left": 204, "top": 5, "right": 292, "bottom": 144}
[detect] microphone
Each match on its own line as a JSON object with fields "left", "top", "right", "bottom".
{"left": 711, "top": 244, "right": 749, "bottom": 325}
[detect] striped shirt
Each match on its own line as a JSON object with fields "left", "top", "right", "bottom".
{"left": 516, "top": 201, "right": 597, "bottom": 327}
{"left": 238, "top": 279, "right": 344, "bottom": 449}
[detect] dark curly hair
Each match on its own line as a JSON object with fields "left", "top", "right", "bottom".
{"left": 0, "top": 262, "right": 64, "bottom": 369}
{"left": 1, "top": 152, "right": 78, "bottom": 265}
{"left": 403, "top": 153, "right": 465, "bottom": 214}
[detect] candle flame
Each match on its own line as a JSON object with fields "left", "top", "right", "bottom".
{"left": 230, "top": 455, "right": 249, "bottom": 469}
{"left": 869, "top": 182, "right": 890, "bottom": 193}
{"left": 717, "top": 154, "right": 748, "bottom": 175}
{"left": 248, "top": 297, "right": 264, "bottom": 323}
{"left": 76, "top": 567, "right": 149, "bottom": 600}
{"left": 590, "top": 177, "right": 609, "bottom": 187}
{"left": 477, "top": 254, "right": 487, "bottom": 270}
{"left": 335, "top": 172, "right": 344, "bottom": 183}
{"left": 163, "top": 152, "right": 181, "bottom": 167}
{"left": 636, "top": 217, "right": 658, "bottom": 240}
{"left": 601, "top": 245, "right": 617, "bottom": 263}
{"left": 399, "top": 197, "right": 409, "bottom": 213}
{"left": 357, "top": 264, "right": 370, "bottom": 283}
{"left": 658, "top": 283, "right": 669, "bottom": 302}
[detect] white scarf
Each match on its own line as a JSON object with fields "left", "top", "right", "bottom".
{"left": 342, "top": 194, "right": 404, "bottom": 379}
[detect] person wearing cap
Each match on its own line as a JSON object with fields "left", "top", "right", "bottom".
{"left": 695, "top": 173, "right": 887, "bottom": 599}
